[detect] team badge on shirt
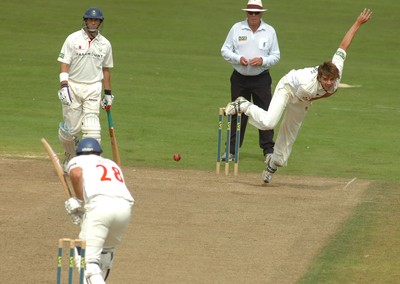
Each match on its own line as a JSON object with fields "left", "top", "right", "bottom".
{"left": 335, "top": 50, "right": 346, "bottom": 60}
{"left": 74, "top": 44, "right": 84, "bottom": 50}
{"left": 238, "top": 36, "right": 247, "bottom": 42}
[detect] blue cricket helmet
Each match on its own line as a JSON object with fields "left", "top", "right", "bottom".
{"left": 83, "top": 7, "right": 104, "bottom": 21}
{"left": 76, "top": 138, "right": 103, "bottom": 156}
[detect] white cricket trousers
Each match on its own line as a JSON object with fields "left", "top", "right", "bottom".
{"left": 246, "top": 79, "right": 311, "bottom": 167}
{"left": 80, "top": 195, "right": 133, "bottom": 264}
{"left": 61, "top": 80, "right": 102, "bottom": 136}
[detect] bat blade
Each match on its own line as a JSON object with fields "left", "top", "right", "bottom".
{"left": 41, "top": 138, "right": 72, "bottom": 198}
{"left": 106, "top": 110, "right": 121, "bottom": 165}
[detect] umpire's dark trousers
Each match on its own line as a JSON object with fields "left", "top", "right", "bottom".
{"left": 229, "top": 69, "right": 275, "bottom": 156}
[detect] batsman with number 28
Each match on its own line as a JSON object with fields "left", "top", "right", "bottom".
{"left": 224, "top": 9, "right": 373, "bottom": 184}
{"left": 64, "top": 138, "right": 134, "bottom": 283}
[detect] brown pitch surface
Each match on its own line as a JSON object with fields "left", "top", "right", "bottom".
{"left": 0, "top": 158, "right": 368, "bottom": 283}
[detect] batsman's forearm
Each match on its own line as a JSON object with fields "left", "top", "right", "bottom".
{"left": 59, "top": 63, "right": 70, "bottom": 86}
{"left": 102, "top": 67, "right": 111, "bottom": 90}
{"left": 69, "top": 168, "right": 84, "bottom": 200}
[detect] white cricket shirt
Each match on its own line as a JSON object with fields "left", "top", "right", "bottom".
{"left": 284, "top": 48, "right": 347, "bottom": 101}
{"left": 221, "top": 19, "right": 280, "bottom": 76}
{"left": 68, "top": 155, "right": 134, "bottom": 203}
{"left": 58, "top": 29, "right": 113, "bottom": 83}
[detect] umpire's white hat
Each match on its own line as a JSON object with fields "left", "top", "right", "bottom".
{"left": 242, "top": 0, "right": 267, "bottom": 12}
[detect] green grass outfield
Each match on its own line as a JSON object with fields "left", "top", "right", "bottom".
{"left": 2, "top": 0, "right": 399, "bottom": 282}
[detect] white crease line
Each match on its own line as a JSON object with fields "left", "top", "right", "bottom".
{"left": 339, "top": 83, "right": 362, "bottom": 88}
{"left": 342, "top": 177, "right": 357, "bottom": 190}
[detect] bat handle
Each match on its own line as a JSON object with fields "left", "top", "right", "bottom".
{"left": 107, "top": 110, "right": 114, "bottom": 128}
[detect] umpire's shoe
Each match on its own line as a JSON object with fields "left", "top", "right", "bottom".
{"left": 221, "top": 152, "right": 234, "bottom": 162}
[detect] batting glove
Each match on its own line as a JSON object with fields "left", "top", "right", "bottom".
{"left": 65, "top": 197, "right": 85, "bottom": 225}
{"left": 58, "top": 84, "right": 72, "bottom": 105}
{"left": 70, "top": 213, "right": 83, "bottom": 225}
{"left": 65, "top": 197, "right": 83, "bottom": 214}
{"left": 101, "top": 90, "right": 114, "bottom": 111}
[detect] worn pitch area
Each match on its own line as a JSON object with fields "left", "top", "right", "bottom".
{"left": 0, "top": 158, "right": 368, "bottom": 283}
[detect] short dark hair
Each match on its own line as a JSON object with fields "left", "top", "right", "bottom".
{"left": 317, "top": 61, "right": 340, "bottom": 80}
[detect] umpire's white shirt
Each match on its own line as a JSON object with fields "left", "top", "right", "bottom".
{"left": 221, "top": 19, "right": 280, "bottom": 76}
{"left": 58, "top": 29, "right": 113, "bottom": 83}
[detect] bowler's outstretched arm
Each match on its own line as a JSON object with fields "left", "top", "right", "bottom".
{"left": 339, "top": 8, "right": 372, "bottom": 52}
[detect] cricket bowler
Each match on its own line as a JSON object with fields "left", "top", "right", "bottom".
{"left": 224, "top": 9, "right": 373, "bottom": 183}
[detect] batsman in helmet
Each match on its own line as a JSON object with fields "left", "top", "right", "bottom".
{"left": 64, "top": 138, "right": 134, "bottom": 283}
{"left": 57, "top": 7, "right": 115, "bottom": 172}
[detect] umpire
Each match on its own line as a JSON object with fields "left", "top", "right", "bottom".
{"left": 221, "top": 0, "right": 280, "bottom": 162}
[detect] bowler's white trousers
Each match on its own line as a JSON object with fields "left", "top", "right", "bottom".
{"left": 246, "top": 79, "right": 311, "bottom": 168}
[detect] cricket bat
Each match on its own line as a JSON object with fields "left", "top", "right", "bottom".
{"left": 106, "top": 109, "right": 121, "bottom": 165}
{"left": 41, "top": 138, "right": 72, "bottom": 198}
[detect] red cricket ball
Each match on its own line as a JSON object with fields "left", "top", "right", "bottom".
{"left": 173, "top": 153, "right": 181, "bottom": 161}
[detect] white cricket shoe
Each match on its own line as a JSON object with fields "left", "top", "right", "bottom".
{"left": 263, "top": 154, "right": 277, "bottom": 184}
{"left": 262, "top": 170, "right": 273, "bottom": 183}
{"left": 74, "top": 247, "right": 82, "bottom": 269}
{"left": 224, "top": 97, "right": 252, "bottom": 115}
